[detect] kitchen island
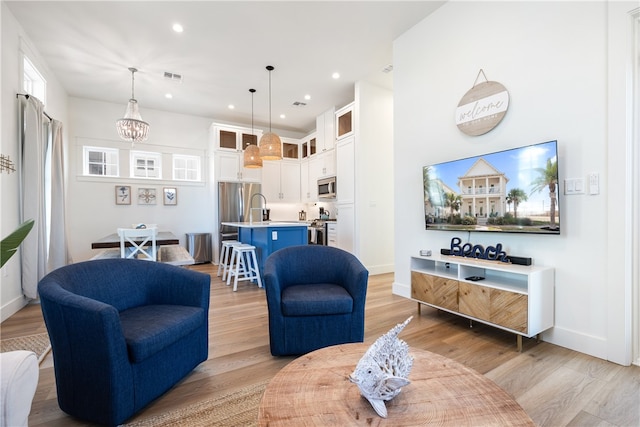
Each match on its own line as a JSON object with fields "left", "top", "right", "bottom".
{"left": 221, "top": 222, "right": 308, "bottom": 275}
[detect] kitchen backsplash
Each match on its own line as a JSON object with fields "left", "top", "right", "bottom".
{"left": 266, "top": 201, "right": 336, "bottom": 221}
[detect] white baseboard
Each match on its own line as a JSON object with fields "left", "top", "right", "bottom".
{"left": 541, "top": 326, "right": 609, "bottom": 362}
{"left": 392, "top": 281, "right": 410, "bottom": 298}
{"left": 366, "top": 263, "right": 394, "bottom": 276}
{"left": 1, "top": 295, "right": 28, "bottom": 323}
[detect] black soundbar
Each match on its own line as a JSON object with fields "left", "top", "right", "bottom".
{"left": 506, "top": 256, "right": 532, "bottom": 266}
{"left": 440, "top": 248, "right": 531, "bottom": 265}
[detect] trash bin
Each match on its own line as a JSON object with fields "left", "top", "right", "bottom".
{"left": 186, "top": 233, "right": 212, "bottom": 264}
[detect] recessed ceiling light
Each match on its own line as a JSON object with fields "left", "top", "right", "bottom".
{"left": 304, "top": 94, "right": 311, "bottom": 100}
{"left": 332, "top": 72, "right": 340, "bottom": 79}
{"left": 172, "top": 23, "right": 184, "bottom": 33}
{"left": 165, "top": 93, "right": 173, "bottom": 99}
{"left": 280, "top": 114, "right": 286, "bottom": 119}
{"left": 228, "top": 104, "right": 235, "bottom": 110}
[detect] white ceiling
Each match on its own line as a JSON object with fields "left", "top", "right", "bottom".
{"left": 6, "top": 1, "right": 443, "bottom": 134}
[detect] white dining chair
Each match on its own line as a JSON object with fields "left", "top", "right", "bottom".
{"left": 117, "top": 227, "right": 158, "bottom": 261}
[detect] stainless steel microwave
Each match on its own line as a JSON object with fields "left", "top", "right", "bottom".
{"left": 318, "top": 176, "right": 336, "bottom": 199}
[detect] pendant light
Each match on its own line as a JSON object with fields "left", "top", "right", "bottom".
{"left": 116, "top": 67, "right": 149, "bottom": 145}
{"left": 244, "top": 88, "right": 262, "bottom": 168}
{"left": 259, "top": 65, "right": 282, "bottom": 160}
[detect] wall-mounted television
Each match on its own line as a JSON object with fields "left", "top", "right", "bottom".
{"left": 423, "top": 140, "right": 559, "bottom": 234}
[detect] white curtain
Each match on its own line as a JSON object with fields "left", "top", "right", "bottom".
{"left": 18, "top": 95, "right": 48, "bottom": 299}
{"left": 47, "top": 119, "right": 69, "bottom": 270}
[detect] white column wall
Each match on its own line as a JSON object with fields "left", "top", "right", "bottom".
{"left": 354, "top": 81, "right": 394, "bottom": 274}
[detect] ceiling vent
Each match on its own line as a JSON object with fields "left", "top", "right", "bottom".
{"left": 292, "top": 101, "right": 307, "bottom": 107}
{"left": 163, "top": 72, "right": 183, "bottom": 82}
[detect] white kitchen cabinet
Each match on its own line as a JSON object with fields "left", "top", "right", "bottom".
{"left": 326, "top": 222, "right": 337, "bottom": 247}
{"left": 281, "top": 137, "right": 300, "bottom": 160}
{"left": 336, "top": 203, "right": 355, "bottom": 253}
{"left": 314, "top": 108, "right": 336, "bottom": 153}
{"left": 262, "top": 160, "right": 301, "bottom": 203}
{"left": 336, "top": 136, "right": 354, "bottom": 203}
{"left": 212, "top": 124, "right": 261, "bottom": 152}
{"left": 300, "top": 159, "right": 312, "bottom": 202}
{"left": 335, "top": 137, "right": 355, "bottom": 253}
{"left": 335, "top": 103, "right": 354, "bottom": 140}
{"left": 306, "top": 149, "right": 335, "bottom": 202}
{"left": 216, "top": 151, "right": 262, "bottom": 182}
{"left": 212, "top": 123, "right": 262, "bottom": 182}
{"left": 313, "top": 149, "right": 335, "bottom": 178}
{"left": 300, "top": 133, "right": 318, "bottom": 158}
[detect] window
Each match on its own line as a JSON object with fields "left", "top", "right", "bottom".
{"left": 23, "top": 56, "right": 46, "bottom": 104}
{"left": 172, "top": 154, "right": 201, "bottom": 181}
{"left": 83, "top": 147, "right": 119, "bottom": 176}
{"left": 131, "top": 151, "right": 162, "bottom": 179}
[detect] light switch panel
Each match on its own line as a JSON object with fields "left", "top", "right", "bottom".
{"left": 564, "top": 178, "right": 584, "bottom": 195}
{"left": 588, "top": 173, "right": 599, "bottom": 195}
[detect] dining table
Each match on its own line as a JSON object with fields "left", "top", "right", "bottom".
{"left": 90, "top": 231, "right": 179, "bottom": 249}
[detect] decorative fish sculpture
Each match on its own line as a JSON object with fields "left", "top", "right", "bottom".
{"left": 349, "top": 316, "right": 414, "bottom": 418}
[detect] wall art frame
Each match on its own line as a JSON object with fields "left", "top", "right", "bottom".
{"left": 115, "top": 185, "right": 131, "bottom": 205}
{"left": 163, "top": 187, "right": 177, "bottom": 205}
{"left": 137, "top": 188, "right": 157, "bottom": 205}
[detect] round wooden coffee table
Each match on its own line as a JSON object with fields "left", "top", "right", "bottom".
{"left": 258, "top": 343, "right": 534, "bottom": 426}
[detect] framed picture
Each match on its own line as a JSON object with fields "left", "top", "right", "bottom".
{"left": 137, "top": 188, "right": 157, "bottom": 205}
{"left": 115, "top": 185, "right": 131, "bottom": 205}
{"left": 163, "top": 187, "right": 177, "bottom": 205}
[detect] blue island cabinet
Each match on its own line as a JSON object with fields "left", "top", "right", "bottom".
{"left": 237, "top": 224, "right": 307, "bottom": 275}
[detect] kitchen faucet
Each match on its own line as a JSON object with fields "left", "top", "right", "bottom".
{"left": 249, "top": 193, "right": 267, "bottom": 224}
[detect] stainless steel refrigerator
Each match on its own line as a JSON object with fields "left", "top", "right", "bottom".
{"left": 218, "top": 181, "right": 262, "bottom": 245}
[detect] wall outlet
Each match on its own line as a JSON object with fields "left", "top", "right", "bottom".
{"left": 272, "top": 231, "right": 278, "bottom": 240}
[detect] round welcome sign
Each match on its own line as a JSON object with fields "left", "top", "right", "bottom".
{"left": 456, "top": 80, "right": 509, "bottom": 136}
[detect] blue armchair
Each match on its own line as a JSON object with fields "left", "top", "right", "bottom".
{"left": 38, "top": 259, "right": 210, "bottom": 426}
{"left": 263, "top": 245, "right": 368, "bottom": 356}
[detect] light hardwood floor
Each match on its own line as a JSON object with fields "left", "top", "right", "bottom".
{"left": 1, "top": 265, "right": 638, "bottom": 426}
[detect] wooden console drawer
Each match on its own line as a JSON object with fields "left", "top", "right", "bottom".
{"left": 411, "top": 271, "right": 458, "bottom": 312}
{"left": 458, "top": 282, "right": 528, "bottom": 333}
{"left": 490, "top": 289, "right": 528, "bottom": 333}
{"left": 458, "top": 281, "right": 490, "bottom": 321}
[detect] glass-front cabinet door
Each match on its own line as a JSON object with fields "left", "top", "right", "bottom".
{"left": 218, "top": 129, "right": 238, "bottom": 150}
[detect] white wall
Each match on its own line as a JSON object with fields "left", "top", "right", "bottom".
{"left": 1, "top": 3, "right": 68, "bottom": 320}
{"left": 393, "top": 1, "right": 636, "bottom": 364}
{"left": 354, "top": 82, "right": 394, "bottom": 274}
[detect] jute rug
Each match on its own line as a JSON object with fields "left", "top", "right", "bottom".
{"left": 0, "top": 332, "right": 51, "bottom": 364}
{"left": 125, "top": 380, "right": 269, "bottom": 427}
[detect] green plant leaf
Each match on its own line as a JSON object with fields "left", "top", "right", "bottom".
{"left": 0, "top": 219, "right": 35, "bottom": 268}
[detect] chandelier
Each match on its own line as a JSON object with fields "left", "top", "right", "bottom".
{"left": 116, "top": 67, "right": 149, "bottom": 144}
{"left": 244, "top": 88, "right": 262, "bottom": 168}
{"left": 259, "top": 66, "right": 282, "bottom": 160}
